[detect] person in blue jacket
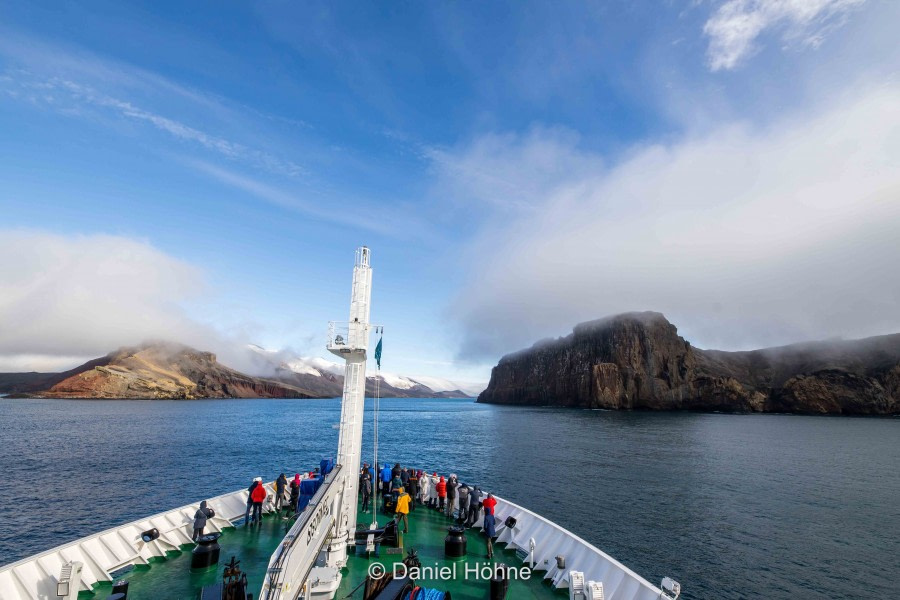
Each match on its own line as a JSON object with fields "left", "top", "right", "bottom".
{"left": 380, "top": 463, "right": 392, "bottom": 507}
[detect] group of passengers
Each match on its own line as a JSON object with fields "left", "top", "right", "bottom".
{"left": 191, "top": 466, "right": 501, "bottom": 559}
{"left": 359, "top": 462, "right": 500, "bottom": 558}
{"left": 190, "top": 473, "right": 294, "bottom": 540}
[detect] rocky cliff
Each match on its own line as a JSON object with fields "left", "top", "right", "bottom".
{"left": 477, "top": 312, "right": 900, "bottom": 415}
{"left": 15, "top": 344, "right": 313, "bottom": 399}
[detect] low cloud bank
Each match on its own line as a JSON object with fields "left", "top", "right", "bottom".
{"left": 448, "top": 86, "right": 900, "bottom": 360}
{"left": 0, "top": 231, "right": 223, "bottom": 371}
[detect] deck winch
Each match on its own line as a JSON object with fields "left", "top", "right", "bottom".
{"left": 191, "top": 533, "right": 221, "bottom": 570}
{"left": 443, "top": 526, "right": 467, "bottom": 559}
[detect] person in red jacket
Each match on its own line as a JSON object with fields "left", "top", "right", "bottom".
{"left": 435, "top": 476, "right": 447, "bottom": 512}
{"left": 482, "top": 493, "right": 497, "bottom": 516}
{"left": 249, "top": 477, "right": 267, "bottom": 526}
{"left": 482, "top": 493, "right": 498, "bottom": 559}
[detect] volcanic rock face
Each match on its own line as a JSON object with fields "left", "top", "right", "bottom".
{"left": 477, "top": 312, "right": 900, "bottom": 414}
{"left": 39, "top": 344, "right": 312, "bottom": 399}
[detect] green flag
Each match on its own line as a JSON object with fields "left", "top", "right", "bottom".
{"left": 374, "top": 337, "right": 383, "bottom": 370}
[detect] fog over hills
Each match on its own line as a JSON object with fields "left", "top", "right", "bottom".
{"left": 479, "top": 312, "right": 900, "bottom": 415}
{"left": 0, "top": 342, "right": 483, "bottom": 399}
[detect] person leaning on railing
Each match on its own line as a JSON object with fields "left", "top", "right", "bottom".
{"left": 406, "top": 470, "right": 419, "bottom": 512}
{"left": 274, "top": 473, "right": 288, "bottom": 511}
{"left": 192, "top": 501, "right": 215, "bottom": 541}
{"left": 457, "top": 483, "right": 470, "bottom": 524}
{"left": 249, "top": 477, "right": 267, "bottom": 525}
{"left": 445, "top": 475, "right": 458, "bottom": 518}
{"left": 466, "top": 485, "right": 483, "bottom": 527}
{"left": 482, "top": 493, "right": 498, "bottom": 559}
{"left": 289, "top": 474, "right": 301, "bottom": 515}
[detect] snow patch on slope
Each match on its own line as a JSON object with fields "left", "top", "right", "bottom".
{"left": 376, "top": 372, "right": 417, "bottom": 389}
{"left": 282, "top": 359, "right": 320, "bottom": 376}
{"left": 406, "top": 375, "right": 486, "bottom": 397}
{"left": 247, "top": 344, "right": 485, "bottom": 396}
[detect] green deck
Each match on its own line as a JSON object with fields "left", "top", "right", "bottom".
{"left": 81, "top": 501, "right": 564, "bottom": 599}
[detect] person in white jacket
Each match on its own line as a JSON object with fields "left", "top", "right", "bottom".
{"left": 418, "top": 469, "right": 431, "bottom": 506}
{"left": 429, "top": 472, "right": 440, "bottom": 509}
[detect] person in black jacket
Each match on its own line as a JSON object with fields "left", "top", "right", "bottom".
{"left": 192, "top": 501, "right": 215, "bottom": 541}
{"left": 244, "top": 479, "right": 258, "bottom": 525}
{"left": 289, "top": 473, "right": 301, "bottom": 515}
{"left": 274, "top": 473, "right": 288, "bottom": 510}
{"left": 400, "top": 467, "right": 409, "bottom": 488}
{"left": 361, "top": 472, "right": 372, "bottom": 512}
{"left": 406, "top": 471, "right": 419, "bottom": 512}
{"left": 457, "top": 484, "right": 470, "bottom": 524}
{"left": 466, "top": 485, "right": 483, "bottom": 527}
{"left": 446, "top": 475, "right": 459, "bottom": 518}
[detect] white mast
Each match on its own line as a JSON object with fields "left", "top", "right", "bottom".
{"left": 325, "top": 246, "right": 372, "bottom": 567}
{"left": 257, "top": 247, "right": 373, "bottom": 600}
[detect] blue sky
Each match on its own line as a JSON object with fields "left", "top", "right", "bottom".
{"left": 2, "top": 0, "right": 899, "bottom": 383}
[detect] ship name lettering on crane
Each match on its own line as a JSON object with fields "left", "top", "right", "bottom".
{"left": 306, "top": 502, "right": 331, "bottom": 544}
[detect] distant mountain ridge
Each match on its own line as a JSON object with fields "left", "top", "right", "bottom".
{"left": 245, "top": 344, "right": 482, "bottom": 398}
{"left": 1, "top": 344, "right": 311, "bottom": 399}
{"left": 0, "top": 343, "right": 479, "bottom": 399}
{"left": 477, "top": 312, "right": 900, "bottom": 414}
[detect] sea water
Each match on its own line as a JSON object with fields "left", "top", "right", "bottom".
{"left": 0, "top": 397, "right": 897, "bottom": 599}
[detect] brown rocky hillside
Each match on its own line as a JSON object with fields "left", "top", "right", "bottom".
{"left": 22, "top": 344, "right": 313, "bottom": 399}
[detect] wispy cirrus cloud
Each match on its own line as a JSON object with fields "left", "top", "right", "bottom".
{"left": 185, "top": 158, "right": 438, "bottom": 240}
{"left": 704, "top": 0, "right": 866, "bottom": 71}
{"left": 0, "top": 41, "right": 436, "bottom": 241}
{"left": 0, "top": 73, "right": 305, "bottom": 177}
{"left": 0, "top": 29, "right": 442, "bottom": 241}
{"left": 424, "top": 126, "right": 603, "bottom": 212}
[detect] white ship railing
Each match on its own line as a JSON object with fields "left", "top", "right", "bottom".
{"left": 2, "top": 478, "right": 671, "bottom": 600}
{"left": 0, "top": 480, "right": 287, "bottom": 600}
{"left": 326, "top": 321, "right": 368, "bottom": 353}
{"left": 439, "top": 490, "right": 667, "bottom": 600}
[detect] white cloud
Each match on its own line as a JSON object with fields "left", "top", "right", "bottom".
{"left": 426, "top": 126, "right": 602, "bottom": 212}
{"left": 704, "top": 0, "right": 865, "bottom": 71}
{"left": 0, "top": 231, "right": 451, "bottom": 376}
{"left": 449, "top": 85, "right": 900, "bottom": 359}
{"left": 0, "top": 232, "right": 218, "bottom": 371}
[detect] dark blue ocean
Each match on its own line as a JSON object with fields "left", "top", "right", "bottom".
{"left": 0, "top": 397, "right": 897, "bottom": 599}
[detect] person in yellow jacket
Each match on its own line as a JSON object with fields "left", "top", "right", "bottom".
{"left": 394, "top": 487, "right": 411, "bottom": 533}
